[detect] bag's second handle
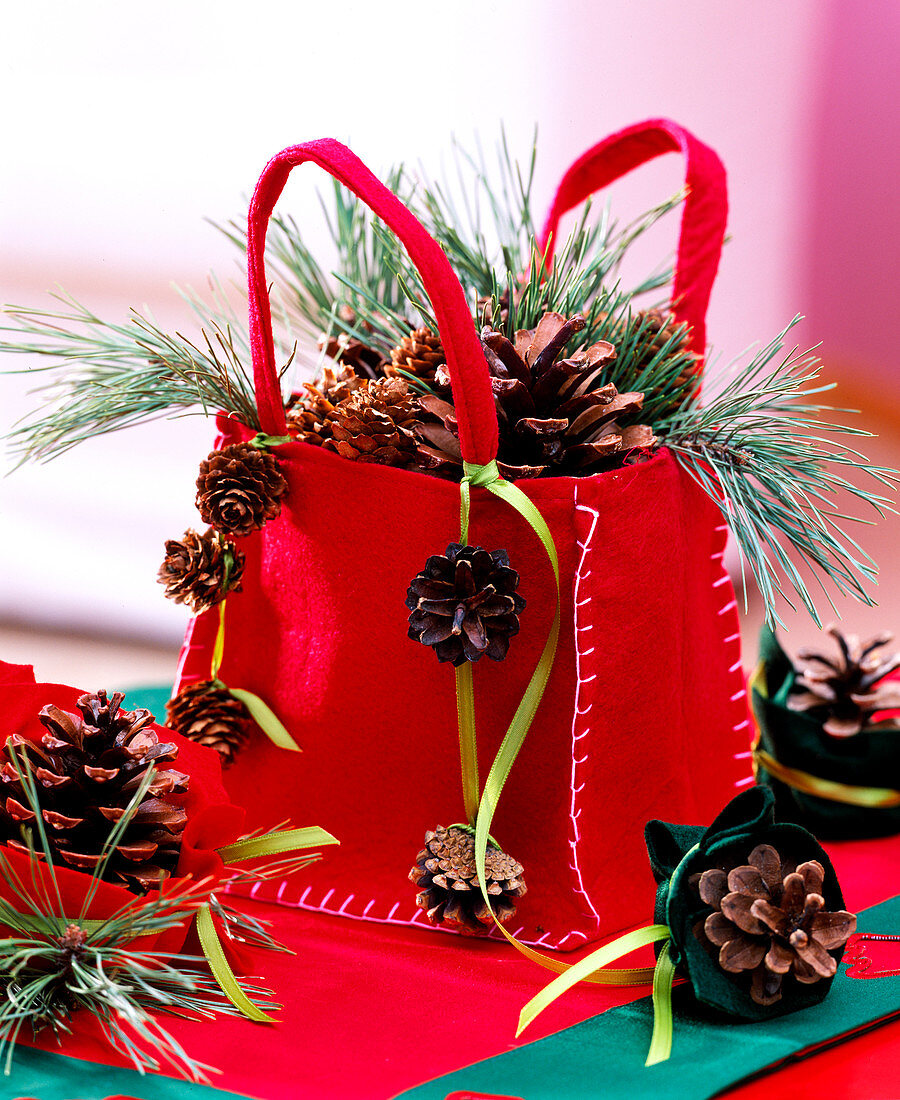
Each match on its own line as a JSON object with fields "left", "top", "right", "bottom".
{"left": 247, "top": 139, "right": 498, "bottom": 463}
{"left": 539, "top": 118, "right": 728, "bottom": 363}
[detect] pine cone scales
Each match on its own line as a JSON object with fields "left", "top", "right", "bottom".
{"left": 418, "top": 311, "right": 656, "bottom": 478}
{"left": 410, "top": 825, "right": 526, "bottom": 934}
{"left": 158, "top": 529, "right": 244, "bottom": 614}
{"left": 0, "top": 692, "right": 188, "bottom": 892}
{"left": 387, "top": 328, "right": 446, "bottom": 385}
{"left": 196, "top": 441, "right": 288, "bottom": 537}
{"left": 330, "top": 377, "right": 421, "bottom": 466}
{"left": 407, "top": 543, "right": 525, "bottom": 665}
{"left": 788, "top": 625, "right": 900, "bottom": 736}
{"left": 166, "top": 681, "right": 250, "bottom": 766}
{"left": 696, "top": 844, "right": 856, "bottom": 1005}
{"left": 286, "top": 365, "right": 365, "bottom": 447}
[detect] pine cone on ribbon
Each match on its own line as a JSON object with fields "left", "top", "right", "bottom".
{"left": 787, "top": 626, "right": 900, "bottom": 737}
{"left": 409, "top": 825, "right": 526, "bottom": 934}
{"left": 417, "top": 311, "right": 656, "bottom": 478}
{"left": 329, "top": 376, "right": 422, "bottom": 466}
{"left": 158, "top": 529, "right": 244, "bottom": 614}
{"left": 386, "top": 327, "right": 446, "bottom": 386}
{"left": 165, "top": 680, "right": 250, "bottom": 767}
{"left": 695, "top": 844, "right": 856, "bottom": 1006}
{"left": 196, "top": 441, "right": 289, "bottom": 538}
{"left": 406, "top": 543, "right": 525, "bottom": 665}
{"left": 286, "top": 365, "right": 365, "bottom": 448}
{"left": 0, "top": 692, "right": 189, "bottom": 893}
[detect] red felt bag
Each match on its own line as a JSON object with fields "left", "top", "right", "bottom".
{"left": 176, "top": 119, "right": 753, "bottom": 951}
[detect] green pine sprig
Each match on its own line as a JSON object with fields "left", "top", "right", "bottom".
{"left": 0, "top": 746, "right": 277, "bottom": 1081}
{"left": 660, "top": 319, "right": 898, "bottom": 627}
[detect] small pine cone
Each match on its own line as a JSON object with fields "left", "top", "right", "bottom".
{"left": 286, "top": 366, "right": 365, "bottom": 447}
{"left": 329, "top": 377, "right": 421, "bottom": 467}
{"left": 695, "top": 844, "right": 856, "bottom": 1006}
{"left": 166, "top": 680, "right": 250, "bottom": 767}
{"left": 318, "top": 307, "right": 388, "bottom": 379}
{"left": 158, "top": 529, "right": 244, "bottom": 614}
{"left": 196, "top": 441, "right": 289, "bottom": 537}
{"left": 406, "top": 543, "right": 525, "bottom": 666}
{"left": 409, "top": 825, "right": 526, "bottom": 935}
{"left": 788, "top": 625, "right": 900, "bottom": 737}
{"left": 629, "top": 309, "right": 699, "bottom": 414}
{"left": 475, "top": 290, "right": 510, "bottom": 329}
{"left": 386, "top": 328, "right": 445, "bottom": 385}
{"left": 0, "top": 691, "right": 189, "bottom": 893}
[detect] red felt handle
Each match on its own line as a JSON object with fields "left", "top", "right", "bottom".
{"left": 247, "top": 139, "right": 498, "bottom": 463}
{"left": 538, "top": 119, "right": 728, "bottom": 362}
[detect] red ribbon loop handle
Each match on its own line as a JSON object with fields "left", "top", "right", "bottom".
{"left": 246, "top": 139, "right": 498, "bottom": 464}
{"left": 538, "top": 118, "right": 728, "bottom": 363}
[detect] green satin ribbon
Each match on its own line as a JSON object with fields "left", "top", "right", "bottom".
{"left": 204, "top": 826, "right": 339, "bottom": 1022}
{"left": 206, "top": 581, "right": 301, "bottom": 755}
{"left": 646, "top": 941, "right": 677, "bottom": 1066}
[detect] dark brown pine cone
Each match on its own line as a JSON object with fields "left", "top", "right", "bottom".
{"left": 409, "top": 825, "right": 526, "bottom": 935}
{"left": 165, "top": 680, "right": 250, "bottom": 767}
{"left": 386, "top": 327, "right": 446, "bottom": 386}
{"left": 475, "top": 290, "right": 511, "bottom": 329}
{"left": 329, "top": 376, "right": 422, "bottom": 467}
{"left": 157, "top": 528, "right": 244, "bottom": 614}
{"left": 695, "top": 844, "right": 856, "bottom": 1006}
{"left": 787, "top": 625, "right": 900, "bottom": 737}
{"left": 0, "top": 692, "right": 189, "bottom": 893}
{"left": 416, "top": 311, "right": 656, "bottom": 478}
{"left": 406, "top": 543, "right": 525, "bottom": 666}
{"left": 196, "top": 441, "right": 289, "bottom": 537}
{"left": 318, "top": 306, "right": 388, "bottom": 379}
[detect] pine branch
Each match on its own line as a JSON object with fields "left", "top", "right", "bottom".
{"left": 660, "top": 319, "right": 898, "bottom": 627}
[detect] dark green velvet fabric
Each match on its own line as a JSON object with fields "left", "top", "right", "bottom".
{"left": 752, "top": 627, "right": 900, "bottom": 839}
{"left": 646, "top": 786, "right": 846, "bottom": 1021}
{"left": 396, "top": 892, "right": 900, "bottom": 1100}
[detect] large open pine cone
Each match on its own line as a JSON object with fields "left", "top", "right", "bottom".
{"left": 410, "top": 825, "right": 526, "bottom": 935}
{"left": 406, "top": 543, "right": 525, "bottom": 666}
{"left": 166, "top": 680, "right": 250, "bottom": 767}
{"left": 417, "top": 311, "right": 655, "bottom": 478}
{"left": 286, "top": 365, "right": 366, "bottom": 448}
{"left": 0, "top": 692, "right": 188, "bottom": 892}
{"left": 696, "top": 844, "right": 856, "bottom": 1006}
{"left": 787, "top": 625, "right": 900, "bottom": 736}
{"left": 329, "top": 376, "right": 421, "bottom": 466}
{"left": 158, "top": 528, "right": 244, "bottom": 614}
{"left": 196, "top": 441, "right": 289, "bottom": 538}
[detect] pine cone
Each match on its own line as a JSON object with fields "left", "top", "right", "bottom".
{"left": 406, "top": 543, "right": 525, "bottom": 666}
{"left": 475, "top": 290, "right": 510, "bottom": 329}
{"left": 386, "top": 327, "right": 445, "bottom": 385}
{"left": 318, "top": 306, "right": 388, "bottom": 379}
{"left": 329, "top": 377, "right": 422, "bottom": 466}
{"left": 787, "top": 626, "right": 900, "bottom": 737}
{"left": 416, "top": 311, "right": 656, "bottom": 478}
{"left": 286, "top": 365, "right": 365, "bottom": 447}
{"left": 409, "top": 825, "right": 526, "bottom": 935}
{"left": 695, "top": 844, "right": 856, "bottom": 1006}
{"left": 166, "top": 680, "right": 250, "bottom": 767}
{"left": 158, "top": 529, "right": 244, "bottom": 614}
{"left": 627, "top": 309, "right": 699, "bottom": 415}
{"left": 196, "top": 441, "right": 289, "bottom": 537}
{"left": 0, "top": 692, "right": 189, "bottom": 893}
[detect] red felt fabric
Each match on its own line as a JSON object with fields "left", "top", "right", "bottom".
{"left": 177, "top": 121, "right": 751, "bottom": 952}
{"left": 247, "top": 140, "right": 497, "bottom": 462}
{"left": 22, "top": 831, "right": 900, "bottom": 1100}
{"left": 538, "top": 118, "right": 728, "bottom": 361}
{"left": 0, "top": 662, "right": 244, "bottom": 954}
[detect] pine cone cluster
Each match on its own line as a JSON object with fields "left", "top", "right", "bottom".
{"left": 165, "top": 680, "right": 250, "bottom": 767}
{"left": 386, "top": 327, "right": 445, "bottom": 386}
{"left": 695, "top": 844, "right": 856, "bottom": 1005}
{"left": 158, "top": 528, "right": 244, "bottom": 614}
{"left": 0, "top": 692, "right": 188, "bottom": 892}
{"left": 196, "top": 441, "right": 289, "bottom": 538}
{"left": 406, "top": 543, "right": 525, "bottom": 665}
{"left": 410, "top": 825, "right": 526, "bottom": 934}
{"left": 330, "top": 376, "right": 421, "bottom": 466}
{"left": 788, "top": 626, "right": 900, "bottom": 737}
{"left": 417, "top": 312, "right": 655, "bottom": 478}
